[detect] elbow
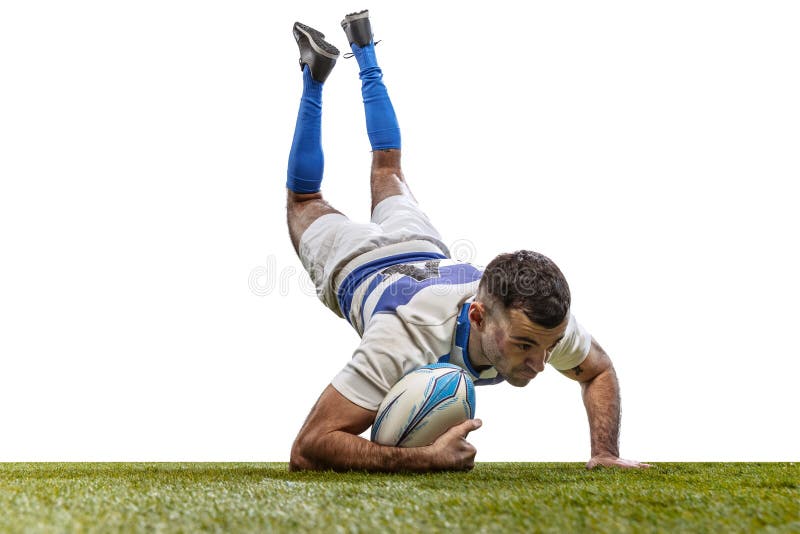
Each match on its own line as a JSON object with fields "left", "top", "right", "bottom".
{"left": 289, "top": 431, "right": 318, "bottom": 472}
{"left": 289, "top": 452, "right": 313, "bottom": 472}
{"left": 581, "top": 361, "right": 616, "bottom": 385}
{"left": 289, "top": 451, "right": 312, "bottom": 472}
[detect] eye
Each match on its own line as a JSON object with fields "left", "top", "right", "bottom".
{"left": 517, "top": 343, "right": 531, "bottom": 351}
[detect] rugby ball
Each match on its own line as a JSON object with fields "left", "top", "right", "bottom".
{"left": 371, "top": 363, "right": 476, "bottom": 447}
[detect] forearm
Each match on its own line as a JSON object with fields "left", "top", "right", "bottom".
{"left": 580, "top": 366, "right": 621, "bottom": 457}
{"left": 291, "top": 430, "right": 434, "bottom": 472}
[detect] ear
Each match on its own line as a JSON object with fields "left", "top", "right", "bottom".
{"left": 468, "top": 301, "right": 488, "bottom": 331}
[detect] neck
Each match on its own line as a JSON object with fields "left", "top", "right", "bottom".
{"left": 467, "top": 328, "right": 491, "bottom": 371}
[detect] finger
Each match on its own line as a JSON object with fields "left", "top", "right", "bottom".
{"left": 461, "top": 418, "right": 482, "bottom": 437}
{"left": 450, "top": 418, "right": 482, "bottom": 438}
{"left": 619, "top": 458, "right": 651, "bottom": 469}
{"left": 613, "top": 460, "right": 651, "bottom": 469}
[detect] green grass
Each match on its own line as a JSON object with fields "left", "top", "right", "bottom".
{"left": 0, "top": 463, "right": 797, "bottom": 533}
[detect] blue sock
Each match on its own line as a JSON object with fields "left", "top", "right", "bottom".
{"left": 286, "top": 65, "right": 325, "bottom": 194}
{"left": 352, "top": 42, "right": 401, "bottom": 151}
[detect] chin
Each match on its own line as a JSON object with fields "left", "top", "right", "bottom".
{"left": 506, "top": 376, "right": 533, "bottom": 387}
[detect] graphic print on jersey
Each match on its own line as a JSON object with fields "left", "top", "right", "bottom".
{"left": 381, "top": 260, "right": 443, "bottom": 282}
{"left": 369, "top": 260, "right": 483, "bottom": 317}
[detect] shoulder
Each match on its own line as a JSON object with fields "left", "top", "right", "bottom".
{"left": 548, "top": 313, "right": 593, "bottom": 371}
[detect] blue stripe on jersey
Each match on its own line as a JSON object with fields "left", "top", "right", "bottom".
{"left": 337, "top": 251, "right": 447, "bottom": 325}
{"left": 359, "top": 274, "right": 386, "bottom": 329}
{"left": 371, "top": 263, "right": 483, "bottom": 318}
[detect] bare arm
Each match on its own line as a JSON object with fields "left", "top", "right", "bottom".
{"left": 290, "top": 384, "right": 481, "bottom": 472}
{"left": 559, "top": 338, "right": 650, "bottom": 469}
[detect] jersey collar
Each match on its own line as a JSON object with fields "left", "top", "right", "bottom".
{"left": 454, "top": 300, "right": 480, "bottom": 377}
{"left": 441, "top": 298, "right": 505, "bottom": 385}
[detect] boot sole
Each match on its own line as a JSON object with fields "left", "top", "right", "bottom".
{"left": 294, "top": 23, "right": 340, "bottom": 59}
{"left": 342, "top": 9, "right": 369, "bottom": 25}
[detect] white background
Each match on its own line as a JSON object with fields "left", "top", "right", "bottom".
{"left": 1, "top": 1, "right": 798, "bottom": 462}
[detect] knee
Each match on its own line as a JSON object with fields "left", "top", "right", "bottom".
{"left": 371, "top": 166, "right": 403, "bottom": 179}
{"left": 287, "top": 190, "right": 328, "bottom": 221}
{"left": 370, "top": 171, "right": 407, "bottom": 196}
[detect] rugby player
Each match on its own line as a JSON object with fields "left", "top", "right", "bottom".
{"left": 285, "top": 10, "right": 649, "bottom": 472}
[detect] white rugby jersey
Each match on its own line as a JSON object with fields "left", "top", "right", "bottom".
{"left": 331, "top": 253, "right": 592, "bottom": 411}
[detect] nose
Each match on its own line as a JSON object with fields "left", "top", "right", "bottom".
{"left": 526, "top": 351, "right": 547, "bottom": 373}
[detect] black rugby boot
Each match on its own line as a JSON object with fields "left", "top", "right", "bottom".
{"left": 293, "top": 22, "right": 339, "bottom": 83}
{"left": 341, "top": 9, "right": 373, "bottom": 47}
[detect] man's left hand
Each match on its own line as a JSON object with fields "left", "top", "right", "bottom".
{"left": 586, "top": 454, "right": 651, "bottom": 470}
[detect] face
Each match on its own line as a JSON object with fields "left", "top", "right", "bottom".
{"left": 469, "top": 303, "right": 569, "bottom": 387}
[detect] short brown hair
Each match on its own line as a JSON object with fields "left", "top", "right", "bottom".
{"left": 477, "top": 250, "right": 571, "bottom": 328}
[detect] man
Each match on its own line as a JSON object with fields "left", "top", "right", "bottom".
{"left": 285, "top": 10, "right": 649, "bottom": 472}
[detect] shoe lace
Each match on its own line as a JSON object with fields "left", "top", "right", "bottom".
{"left": 343, "top": 40, "right": 382, "bottom": 59}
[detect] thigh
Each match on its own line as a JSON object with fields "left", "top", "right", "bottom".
{"left": 297, "top": 213, "right": 385, "bottom": 317}
{"left": 370, "top": 195, "right": 449, "bottom": 256}
{"left": 287, "top": 191, "right": 343, "bottom": 255}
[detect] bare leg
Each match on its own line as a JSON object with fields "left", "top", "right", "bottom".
{"left": 286, "top": 189, "right": 344, "bottom": 255}
{"left": 370, "top": 149, "right": 417, "bottom": 213}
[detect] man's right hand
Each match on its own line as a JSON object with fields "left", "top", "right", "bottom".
{"left": 290, "top": 384, "right": 483, "bottom": 472}
{"left": 427, "top": 419, "right": 482, "bottom": 471}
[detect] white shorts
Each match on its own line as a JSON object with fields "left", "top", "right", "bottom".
{"left": 298, "top": 195, "right": 451, "bottom": 317}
